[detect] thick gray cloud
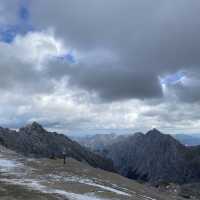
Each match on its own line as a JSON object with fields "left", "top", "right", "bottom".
{"left": 0, "top": 0, "right": 200, "bottom": 133}
{"left": 0, "top": 0, "right": 19, "bottom": 24}
{"left": 0, "top": 38, "right": 55, "bottom": 95}
{"left": 27, "top": 0, "right": 200, "bottom": 102}
{"left": 46, "top": 59, "right": 162, "bottom": 101}
{"left": 166, "top": 70, "right": 200, "bottom": 103}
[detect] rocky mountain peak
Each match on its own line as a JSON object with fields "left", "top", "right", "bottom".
{"left": 146, "top": 128, "right": 163, "bottom": 137}
{"left": 106, "top": 128, "right": 200, "bottom": 184}
{"left": 20, "top": 121, "right": 45, "bottom": 133}
{"left": 0, "top": 123, "right": 115, "bottom": 172}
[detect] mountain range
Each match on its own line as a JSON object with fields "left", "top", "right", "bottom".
{"left": 75, "top": 129, "right": 200, "bottom": 185}
{"left": 1, "top": 122, "right": 200, "bottom": 199}
{"left": 0, "top": 122, "right": 114, "bottom": 172}
{"left": 72, "top": 133, "right": 130, "bottom": 152}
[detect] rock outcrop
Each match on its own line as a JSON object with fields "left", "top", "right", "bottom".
{"left": 0, "top": 122, "right": 114, "bottom": 172}
{"left": 105, "top": 129, "right": 200, "bottom": 184}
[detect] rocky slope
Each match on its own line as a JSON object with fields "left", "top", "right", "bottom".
{"left": 103, "top": 129, "right": 200, "bottom": 184}
{"left": 0, "top": 145, "right": 188, "bottom": 200}
{"left": 0, "top": 122, "right": 114, "bottom": 172}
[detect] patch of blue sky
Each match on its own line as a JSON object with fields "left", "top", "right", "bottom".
{"left": 0, "top": 23, "right": 34, "bottom": 43}
{"left": 160, "top": 71, "right": 185, "bottom": 85}
{"left": 0, "top": 2, "right": 32, "bottom": 44}
{"left": 0, "top": 25, "right": 18, "bottom": 43}
{"left": 19, "top": 6, "right": 30, "bottom": 22}
{"left": 57, "top": 52, "right": 77, "bottom": 64}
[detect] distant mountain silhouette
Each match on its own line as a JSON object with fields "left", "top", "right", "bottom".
{"left": 0, "top": 122, "right": 114, "bottom": 172}
{"left": 172, "top": 134, "right": 200, "bottom": 146}
{"left": 73, "top": 133, "right": 131, "bottom": 152}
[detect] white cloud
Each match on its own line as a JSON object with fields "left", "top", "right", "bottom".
{"left": 0, "top": 0, "right": 200, "bottom": 135}
{"left": 10, "top": 30, "right": 68, "bottom": 70}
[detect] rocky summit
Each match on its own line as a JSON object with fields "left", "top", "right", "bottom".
{"left": 0, "top": 122, "right": 114, "bottom": 172}
{"left": 100, "top": 129, "right": 200, "bottom": 184}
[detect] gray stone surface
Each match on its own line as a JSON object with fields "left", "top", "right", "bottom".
{"left": 0, "top": 122, "right": 114, "bottom": 172}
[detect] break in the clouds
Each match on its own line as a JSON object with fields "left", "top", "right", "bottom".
{"left": 29, "top": 0, "right": 200, "bottom": 102}
{"left": 0, "top": 0, "right": 200, "bottom": 134}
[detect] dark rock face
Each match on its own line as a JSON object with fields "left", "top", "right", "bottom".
{"left": 0, "top": 122, "right": 114, "bottom": 172}
{"left": 105, "top": 129, "right": 200, "bottom": 184}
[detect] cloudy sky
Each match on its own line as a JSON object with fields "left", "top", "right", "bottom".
{"left": 0, "top": 0, "right": 200, "bottom": 135}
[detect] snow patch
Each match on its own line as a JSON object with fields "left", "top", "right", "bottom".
{"left": 0, "top": 159, "right": 22, "bottom": 173}
{"left": 54, "top": 175, "right": 131, "bottom": 197}
{"left": 78, "top": 180, "right": 131, "bottom": 197}
{"left": 1, "top": 178, "right": 111, "bottom": 200}
{"left": 0, "top": 159, "right": 17, "bottom": 168}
